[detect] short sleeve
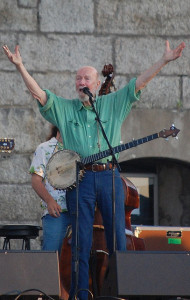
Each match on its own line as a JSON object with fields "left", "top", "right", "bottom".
{"left": 29, "top": 146, "right": 46, "bottom": 178}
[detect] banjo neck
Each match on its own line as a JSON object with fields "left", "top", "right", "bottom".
{"left": 81, "top": 126, "right": 179, "bottom": 165}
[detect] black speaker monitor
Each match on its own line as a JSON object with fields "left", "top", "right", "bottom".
{"left": 0, "top": 251, "right": 59, "bottom": 298}
{"left": 102, "top": 250, "right": 190, "bottom": 298}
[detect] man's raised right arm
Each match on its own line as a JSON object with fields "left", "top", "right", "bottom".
{"left": 3, "top": 45, "right": 47, "bottom": 106}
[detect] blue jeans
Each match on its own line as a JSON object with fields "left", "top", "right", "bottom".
{"left": 66, "top": 168, "right": 126, "bottom": 300}
{"left": 42, "top": 211, "right": 71, "bottom": 255}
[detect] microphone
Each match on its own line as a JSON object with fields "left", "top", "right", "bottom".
{"left": 82, "top": 87, "right": 93, "bottom": 98}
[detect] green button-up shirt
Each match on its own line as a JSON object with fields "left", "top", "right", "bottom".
{"left": 38, "top": 78, "right": 140, "bottom": 163}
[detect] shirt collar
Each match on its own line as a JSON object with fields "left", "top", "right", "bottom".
{"left": 49, "top": 137, "right": 58, "bottom": 144}
{"left": 76, "top": 100, "right": 84, "bottom": 111}
{"left": 75, "top": 98, "right": 97, "bottom": 111}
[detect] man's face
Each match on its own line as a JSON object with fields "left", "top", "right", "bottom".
{"left": 75, "top": 66, "right": 100, "bottom": 102}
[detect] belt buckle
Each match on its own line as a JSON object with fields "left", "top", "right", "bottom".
{"left": 92, "top": 163, "right": 99, "bottom": 172}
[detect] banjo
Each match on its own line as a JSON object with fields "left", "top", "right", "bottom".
{"left": 46, "top": 125, "right": 180, "bottom": 190}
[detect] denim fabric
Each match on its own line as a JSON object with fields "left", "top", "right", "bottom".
{"left": 42, "top": 211, "right": 71, "bottom": 255}
{"left": 66, "top": 168, "right": 126, "bottom": 300}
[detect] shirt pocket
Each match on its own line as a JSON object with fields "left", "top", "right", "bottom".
{"left": 67, "top": 119, "right": 84, "bottom": 139}
{"left": 99, "top": 118, "right": 109, "bottom": 130}
{"left": 68, "top": 119, "right": 83, "bottom": 128}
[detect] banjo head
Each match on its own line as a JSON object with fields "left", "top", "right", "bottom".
{"left": 46, "top": 149, "right": 81, "bottom": 189}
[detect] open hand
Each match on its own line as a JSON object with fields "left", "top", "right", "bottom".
{"left": 163, "top": 40, "right": 185, "bottom": 63}
{"left": 2, "top": 45, "right": 23, "bottom": 66}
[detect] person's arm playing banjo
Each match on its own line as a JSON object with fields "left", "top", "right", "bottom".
{"left": 2, "top": 45, "right": 47, "bottom": 106}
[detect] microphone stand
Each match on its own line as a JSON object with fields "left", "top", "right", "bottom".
{"left": 73, "top": 160, "right": 80, "bottom": 299}
{"left": 87, "top": 92, "right": 120, "bottom": 254}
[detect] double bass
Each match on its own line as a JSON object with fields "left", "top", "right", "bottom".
{"left": 59, "top": 64, "right": 145, "bottom": 299}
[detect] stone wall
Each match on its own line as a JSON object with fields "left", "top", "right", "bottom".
{"left": 0, "top": 0, "right": 190, "bottom": 249}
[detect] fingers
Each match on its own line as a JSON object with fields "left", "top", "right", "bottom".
{"left": 176, "top": 42, "right": 185, "bottom": 54}
{"left": 173, "top": 42, "right": 185, "bottom": 59}
{"left": 177, "top": 42, "right": 185, "bottom": 50}
{"left": 50, "top": 210, "right": 60, "bottom": 217}
{"left": 165, "top": 40, "right": 185, "bottom": 50}
{"left": 181, "top": 42, "right": 186, "bottom": 48}
{"left": 165, "top": 40, "right": 170, "bottom": 51}
{"left": 54, "top": 209, "right": 61, "bottom": 217}
{"left": 2, "top": 44, "right": 20, "bottom": 57}
{"left": 15, "top": 45, "right": 20, "bottom": 55}
{"left": 49, "top": 206, "right": 61, "bottom": 217}
{"left": 2, "top": 45, "right": 14, "bottom": 62}
{"left": 2, "top": 44, "right": 10, "bottom": 55}
{"left": 164, "top": 40, "right": 185, "bottom": 62}
{"left": 50, "top": 211, "right": 58, "bottom": 217}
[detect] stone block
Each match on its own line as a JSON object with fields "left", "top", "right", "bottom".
{"left": 32, "top": 100, "right": 57, "bottom": 147}
{"left": 0, "top": 154, "right": 31, "bottom": 184}
{"left": 137, "top": 76, "right": 181, "bottom": 109}
{"left": 0, "top": 108, "right": 37, "bottom": 152}
{"left": 18, "top": 0, "right": 38, "bottom": 8}
{"left": 39, "top": 0, "right": 94, "bottom": 33}
{"left": 19, "top": 34, "right": 112, "bottom": 72}
{"left": 34, "top": 72, "right": 76, "bottom": 99}
{"left": 114, "top": 75, "right": 130, "bottom": 91}
{"left": 0, "top": 72, "right": 31, "bottom": 105}
{"left": 96, "top": 0, "right": 190, "bottom": 35}
{"left": 0, "top": 184, "right": 41, "bottom": 223}
{"left": 183, "top": 76, "right": 190, "bottom": 109}
{"left": 113, "top": 75, "right": 181, "bottom": 109}
{"left": 0, "top": 0, "right": 37, "bottom": 31}
{"left": 115, "top": 37, "right": 188, "bottom": 75}
{"left": 119, "top": 109, "right": 190, "bottom": 162}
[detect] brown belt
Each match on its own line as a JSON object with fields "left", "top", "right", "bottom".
{"left": 84, "top": 163, "right": 116, "bottom": 172}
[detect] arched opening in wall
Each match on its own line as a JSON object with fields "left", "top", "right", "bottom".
{"left": 120, "top": 157, "right": 190, "bottom": 227}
